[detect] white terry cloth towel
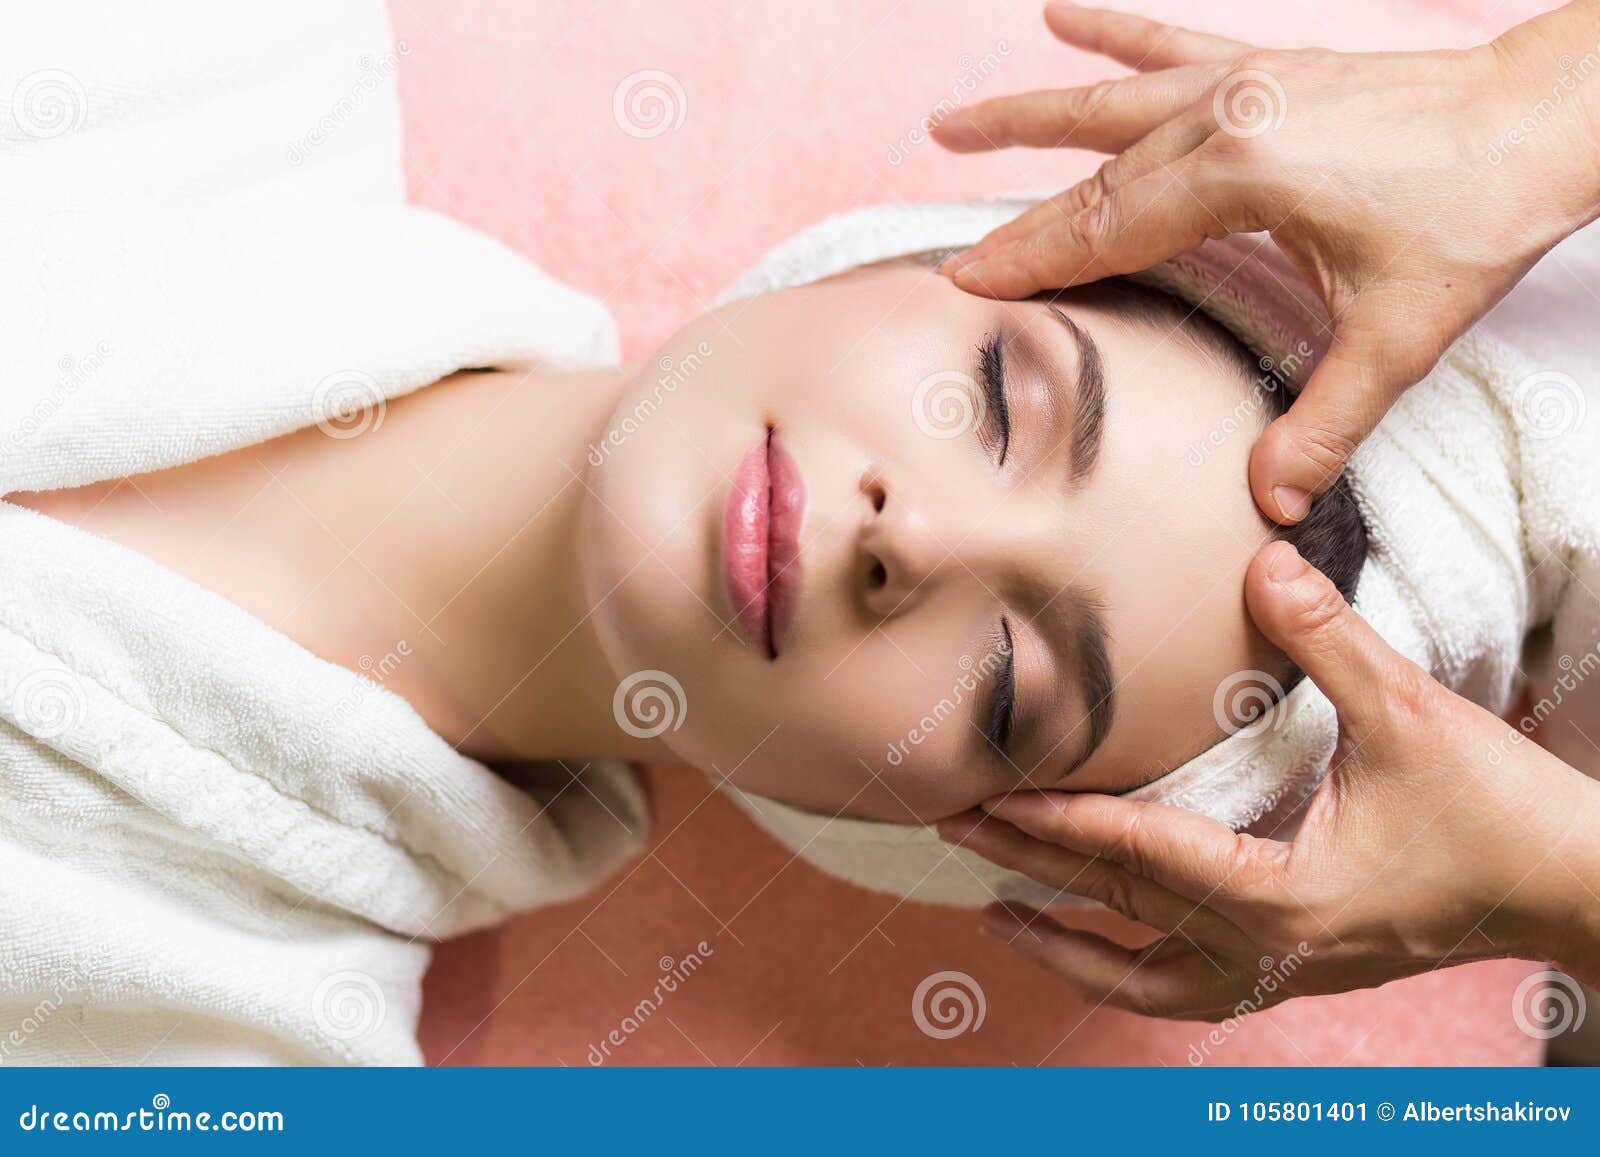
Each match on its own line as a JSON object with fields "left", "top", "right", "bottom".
{"left": 0, "top": 3, "right": 646, "bottom": 1065}
{"left": 716, "top": 200, "right": 1600, "bottom": 910}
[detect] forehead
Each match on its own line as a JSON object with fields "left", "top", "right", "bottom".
{"left": 1058, "top": 302, "right": 1281, "bottom": 790}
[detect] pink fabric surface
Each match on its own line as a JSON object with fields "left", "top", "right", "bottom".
{"left": 397, "top": 0, "right": 1554, "bottom": 1065}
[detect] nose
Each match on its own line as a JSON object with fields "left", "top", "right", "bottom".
{"left": 856, "top": 468, "right": 1005, "bottom": 619}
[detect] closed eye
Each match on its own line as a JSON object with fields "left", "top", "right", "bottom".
{"left": 977, "top": 330, "right": 1010, "bottom": 466}
{"left": 983, "top": 618, "right": 1015, "bottom": 754}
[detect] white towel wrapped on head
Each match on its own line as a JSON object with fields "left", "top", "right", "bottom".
{"left": 717, "top": 200, "right": 1600, "bottom": 910}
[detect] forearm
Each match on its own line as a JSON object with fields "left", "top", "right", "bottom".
{"left": 1551, "top": 777, "right": 1600, "bottom": 987}
{"left": 1509, "top": 769, "right": 1600, "bottom": 987}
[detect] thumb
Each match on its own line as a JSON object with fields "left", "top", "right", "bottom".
{"left": 1244, "top": 540, "right": 1430, "bottom": 737}
{"left": 1249, "top": 329, "right": 1417, "bottom": 523}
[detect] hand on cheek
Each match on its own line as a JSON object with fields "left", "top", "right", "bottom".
{"left": 938, "top": 542, "right": 1600, "bottom": 1018}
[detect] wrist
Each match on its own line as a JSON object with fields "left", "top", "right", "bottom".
{"left": 1487, "top": 0, "right": 1600, "bottom": 239}
{"left": 1498, "top": 770, "right": 1600, "bottom": 983}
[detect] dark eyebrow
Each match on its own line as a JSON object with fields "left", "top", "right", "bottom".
{"left": 1045, "top": 304, "right": 1105, "bottom": 484}
{"left": 1048, "top": 594, "right": 1116, "bottom": 784}
{"left": 1072, "top": 599, "right": 1116, "bottom": 771}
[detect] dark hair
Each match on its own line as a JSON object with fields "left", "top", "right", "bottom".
{"left": 1054, "top": 277, "right": 1368, "bottom": 694}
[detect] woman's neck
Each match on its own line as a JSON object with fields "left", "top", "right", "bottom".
{"left": 360, "top": 364, "right": 668, "bottom": 765}
{"left": 12, "top": 364, "right": 672, "bottom": 768}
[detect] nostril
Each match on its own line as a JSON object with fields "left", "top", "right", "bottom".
{"left": 868, "top": 560, "right": 887, "bottom": 590}
{"left": 862, "top": 472, "right": 887, "bottom": 513}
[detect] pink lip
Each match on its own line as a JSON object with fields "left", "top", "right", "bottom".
{"left": 723, "top": 428, "right": 805, "bottom": 658}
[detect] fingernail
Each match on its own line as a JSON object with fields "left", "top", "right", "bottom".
{"left": 1271, "top": 485, "right": 1311, "bottom": 523}
{"left": 1265, "top": 541, "right": 1309, "bottom": 585}
{"left": 938, "top": 247, "right": 980, "bottom": 277}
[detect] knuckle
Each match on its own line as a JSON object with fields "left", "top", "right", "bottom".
{"left": 1074, "top": 196, "right": 1120, "bottom": 251}
{"left": 1232, "top": 49, "right": 1282, "bottom": 77}
{"left": 1072, "top": 80, "right": 1120, "bottom": 119}
{"left": 1109, "top": 809, "right": 1153, "bottom": 879}
{"left": 1285, "top": 579, "right": 1350, "bottom": 645}
{"left": 1096, "top": 866, "right": 1143, "bottom": 920}
{"left": 1290, "top": 422, "right": 1360, "bottom": 477}
{"left": 1222, "top": 834, "right": 1284, "bottom": 895}
{"left": 1205, "top": 125, "right": 1270, "bottom": 165}
{"left": 1118, "top": 976, "right": 1169, "bottom": 1020}
{"left": 1084, "top": 161, "right": 1116, "bottom": 208}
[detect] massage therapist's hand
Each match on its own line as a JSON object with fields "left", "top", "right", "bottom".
{"left": 937, "top": 541, "right": 1600, "bottom": 1019}
{"left": 932, "top": 1, "right": 1600, "bottom": 523}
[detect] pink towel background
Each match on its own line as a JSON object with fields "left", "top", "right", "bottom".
{"left": 397, "top": 0, "right": 1553, "bottom": 1065}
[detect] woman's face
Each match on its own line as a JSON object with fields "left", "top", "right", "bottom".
{"left": 581, "top": 265, "right": 1281, "bottom": 822}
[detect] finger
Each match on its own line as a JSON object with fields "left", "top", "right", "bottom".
{"left": 982, "top": 903, "right": 1242, "bottom": 1018}
{"left": 946, "top": 152, "right": 1239, "bottom": 298}
{"left": 945, "top": 111, "right": 1212, "bottom": 263}
{"left": 1248, "top": 324, "right": 1429, "bottom": 522}
{"left": 980, "top": 791, "right": 1285, "bottom": 905}
{"left": 1244, "top": 539, "right": 1432, "bottom": 734}
{"left": 931, "top": 66, "right": 1218, "bottom": 155}
{"left": 938, "top": 811, "right": 1241, "bottom": 943}
{"left": 1044, "top": 2, "right": 1252, "bottom": 72}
